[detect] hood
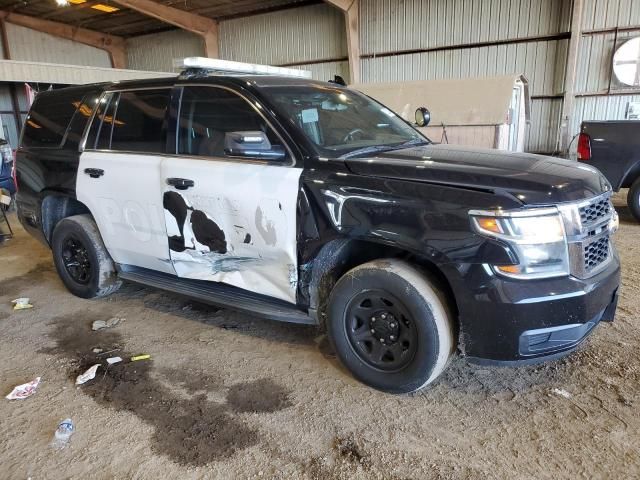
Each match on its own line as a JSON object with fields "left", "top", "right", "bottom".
{"left": 345, "top": 144, "right": 611, "bottom": 205}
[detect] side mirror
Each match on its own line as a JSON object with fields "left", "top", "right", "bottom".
{"left": 224, "top": 131, "right": 286, "bottom": 161}
{"left": 415, "top": 107, "right": 431, "bottom": 127}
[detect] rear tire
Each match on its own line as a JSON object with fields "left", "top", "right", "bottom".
{"left": 327, "top": 259, "right": 455, "bottom": 394}
{"left": 51, "top": 214, "right": 121, "bottom": 299}
{"left": 627, "top": 178, "right": 640, "bottom": 222}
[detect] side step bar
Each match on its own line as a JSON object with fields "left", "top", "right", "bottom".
{"left": 117, "top": 265, "right": 315, "bottom": 325}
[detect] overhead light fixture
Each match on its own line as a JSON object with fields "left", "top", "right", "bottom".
{"left": 68, "top": 0, "right": 87, "bottom": 4}
{"left": 91, "top": 3, "right": 120, "bottom": 12}
{"left": 55, "top": 0, "right": 70, "bottom": 6}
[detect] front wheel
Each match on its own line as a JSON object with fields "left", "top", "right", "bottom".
{"left": 51, "top": 214, "right": 121, "bottom": 299}
{"left": 327, "top": 260, "right": 455, "bottom": 394}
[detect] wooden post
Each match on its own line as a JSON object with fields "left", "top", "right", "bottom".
{"left": 112, "top": 0, "right": 219, "bottom": 58}
{"left": 325, "top": 0, "right": 360, "bottom": 84}
{"left": 561, "top": 0, "right": 584, "bottom": 154}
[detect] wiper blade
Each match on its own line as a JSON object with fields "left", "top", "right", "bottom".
{"left": 341, "top": 144, "right": 400, "bottom": 159}
{"left": 340, "top": 139, "right": 430, "bottom": 159}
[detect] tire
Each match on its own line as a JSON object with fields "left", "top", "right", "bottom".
{"left": 327, "top": 259, "right": 455, "bottom": 394}
{"left": 51, "top": 214, "right": 121, "bottom": 299}
{"left": 627, "top": 178, "right": 640, "bottom": 222}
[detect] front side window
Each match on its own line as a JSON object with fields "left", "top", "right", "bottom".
{"left": 178, "top": 86, "right": 288, "bottom": 161}
{"left": 261, "top": 85, "right": 428, "bottom": 158}
{"left": 86, "top": 89, "right": 170, "bottom": 153}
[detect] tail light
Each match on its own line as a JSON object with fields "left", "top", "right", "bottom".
{"left": 577, "top": 133, "right": 591, "bottom": 161}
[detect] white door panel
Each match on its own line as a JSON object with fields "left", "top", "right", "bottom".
{"left": 77, "top": 151, "right": 174, "bottom": 274}
{"left": 161, "top": 156, "right": 302, "bottom": 303}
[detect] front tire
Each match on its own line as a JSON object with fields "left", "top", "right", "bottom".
{"left": 327, "top": 260, "right": 455, "bottom": 394}
{"left": 51, "top": 214, "right": 121, "bottom": 299}
{"left": 627, "top": 178, "right": 640, "bottom": 222}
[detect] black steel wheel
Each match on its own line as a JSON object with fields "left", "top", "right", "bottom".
{"left": 61, "top": 235, "right": 92, "bottom": 285}
{"left": 327, "top": 260, "right": 455, "bottom": 394}
{"left": 51, "top": 214, "right": 121, "bottom": 299}
{"left": 345, "top": 290, "right": 418, "bottom": 372}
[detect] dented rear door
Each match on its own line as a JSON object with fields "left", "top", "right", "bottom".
{"left": 161, "top": 85, "right": 302, "bottom": 303}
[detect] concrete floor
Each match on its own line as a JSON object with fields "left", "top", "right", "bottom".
{"left": 0, "top": 192, "right": 639, "bottom": 479}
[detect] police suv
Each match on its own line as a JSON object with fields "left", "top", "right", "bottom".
{"left": 16, "top": 58, "right": 620, "bottom": 394}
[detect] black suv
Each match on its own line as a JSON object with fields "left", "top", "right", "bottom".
{"left": 16, "top": 68, "right": 620, "bottom": 394}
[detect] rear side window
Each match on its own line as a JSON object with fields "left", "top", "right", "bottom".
{"left": 86, "top": 89, "right": 170, "bottom": 154}
{"left": 22, "top": 91, "right": 80, "bottom": 148}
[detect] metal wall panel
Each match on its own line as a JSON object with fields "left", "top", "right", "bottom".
{"left": 5, "top": 23, "right": 111, "bottom": 68}
{"left": 572, "top": 94, "right": 640, "bottom": 133}
{"left": 582, "top": 0, "right": 640, "bottom": 30}
{"left": 361, "top": 0, "right": 571, "bottom": 55}
{"left": 361, "top": 39, "right": 568, "bottom": 96}
{"left": 527, "top": 98, "right": 563, "bottom": 153}
{"left": 291, "top": 61, "right": 350, "bottom": 82}
{"left": 219, "top": 3, "right": 346, "bottom": 65}
{"left": 127, "top": 30, "right": 203, "bottom": 72}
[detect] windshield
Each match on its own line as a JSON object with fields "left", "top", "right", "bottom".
{"left": 261, "top": 85, "right": 428, "bottom": 158}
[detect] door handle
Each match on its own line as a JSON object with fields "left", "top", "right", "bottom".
{"left": 167, "top": 177, "right": 195, "bottom": 190}
{"left": 84, "top": 168, "right": 104, "bottom": 178}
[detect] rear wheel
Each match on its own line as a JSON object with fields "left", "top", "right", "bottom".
{"left": 627, "top": 178, "right": 640, "bottom": 222}
{"left": 327, "top": 259, "right": 455, "bottom": 394}
{"left": 51, "top": 214, "right": 121, "bottom": 299}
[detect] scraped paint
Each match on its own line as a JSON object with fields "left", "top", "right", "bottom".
{"left": 255, "top": 206, "right": 277, "bottom": 246}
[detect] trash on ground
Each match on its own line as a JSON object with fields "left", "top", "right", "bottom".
{"left": 51, "top": 418, "right": 74, "bottom": 450}
{"left": 6, "top": 377, "right": 41, "bottom": 400}
{"left": 92, "top": 348, "right": 103, "bottom": 353}
{"left": 131, "top": 354, "right": 151, "bottom": 362}
{"left": 11, "top": 298, "right": 33, "bottom": 310}
{"left": 551, "top": 388, "right": 572, "bottom": 399}
{"left": 76, "top": 364, "right": 100, "bottom": 385}
{"left": 92, "top": 317, "right": 124, "bottom": 331}
{"left": 106, "top": 356, "right": 123, "bottom": 365}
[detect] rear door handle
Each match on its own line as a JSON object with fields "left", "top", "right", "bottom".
{"left": 166, "top": 177, "right": 195, "bottom": 190}
{"left": 84, "top": 168, "right": 104, "bottom": 178}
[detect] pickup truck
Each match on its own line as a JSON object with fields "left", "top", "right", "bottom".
{"left": 15, "top": 60, "right": 621, "bottom": 394}
{"left": 578, "top": 120, "right": 640, "bottom": 220}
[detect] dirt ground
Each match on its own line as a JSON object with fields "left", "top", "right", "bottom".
{"left": 0, "top": 191, "right": 638, "bottom": 480}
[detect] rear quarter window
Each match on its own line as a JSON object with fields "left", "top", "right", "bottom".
{"left": 21, "top": 91, "right": 83, "bottom": 149}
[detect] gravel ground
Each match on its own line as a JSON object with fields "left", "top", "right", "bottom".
{"left": 0, "top": 191, "right": 638, "bottom": 479}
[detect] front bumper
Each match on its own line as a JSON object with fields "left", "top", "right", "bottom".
{"left": 443, "top": 248, "right": 620, "bottom": 363}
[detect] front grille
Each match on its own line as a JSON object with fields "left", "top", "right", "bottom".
{"left": 561, "top": 193, "right": 614, "bottom": 279}
{"left": 584, "top": 235, "right": 610, "bottom": 273}
{"left": 579, "top": 197, "right": 611, "bottom": 226}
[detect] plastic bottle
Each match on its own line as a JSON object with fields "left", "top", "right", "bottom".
{"left": 51, "top": 418, "right": 74, "bottom": 450}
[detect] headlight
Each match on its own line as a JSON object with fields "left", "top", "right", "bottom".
{"left": 470, "top": 208, "right": 569, "bottom": 279}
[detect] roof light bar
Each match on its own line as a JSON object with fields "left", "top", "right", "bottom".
{"left": 175, "top": 57, "right": 312, "bottom": 79}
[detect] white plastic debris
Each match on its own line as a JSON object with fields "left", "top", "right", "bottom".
{"left": 6, "top": 377, "right": 41, "bottom": 400}
{"left": 92, "top": 317, "right": 124, "bottom": 331}
{"left": 92, "top": 348, "right": 103, "bottom": 354}
{"left": 11, "top": 298, "right": 33, "bottom": 310}
{"left": 552, "top": 388, "right": 572, "bottom": 399}
{"left": 106, "top": 356, "right": 122, "bottom": 365}
{"left": 76, "top": 364, "right": 100, "bottom": 385}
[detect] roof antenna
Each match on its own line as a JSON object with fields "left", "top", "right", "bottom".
{"left": 329, "top": 75, "right": 347, "bottom": 86}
